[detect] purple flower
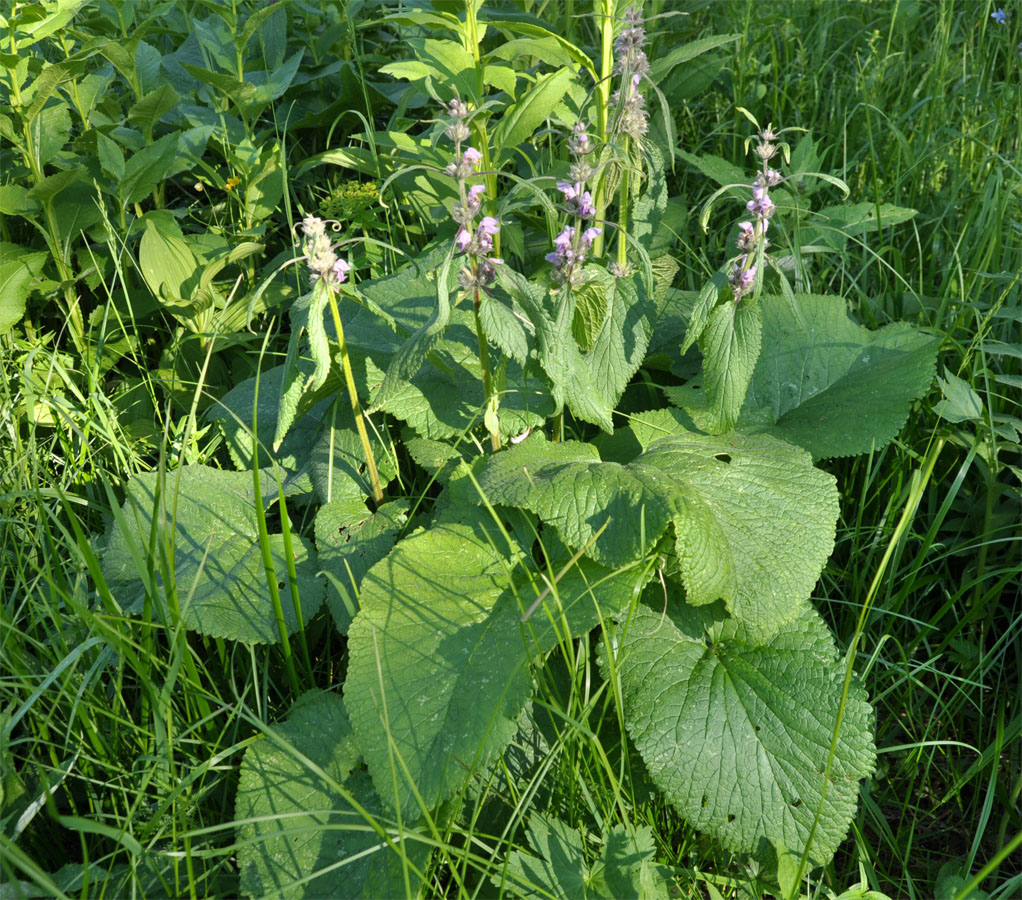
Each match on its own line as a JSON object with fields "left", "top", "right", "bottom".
{"left": 729, "top": 257, "right": 757, "bottom": 299}
{"left": 454, "top": 226, "right": 471, "bottom": 251}
{"left": 332, "top": 258, "right": 351, "bottom": 283}
{"left": 557, "top": 181, "right": 596, "bottom": 219}
{"left": 746, "top": 184, "right": 775, "bottom": 218}
{"left": 468, "top": 184, "right": 485, "bottom": 200}
{"left": 737, "top": 221, "right": 756, "bottom": 251}
{"left": 582, "top": 226, "right": 601, "bottom": 246}
{"left": 477, "top": 215, "right": 499, "bottom": 251}
{"left": 991, "top": 7, "right": 1008, "bottom": 23}
{"left": 557, "top": 181, "right": 581, "bottom": 201}
{"left": 463, "top": 147, "right": 483, "bottom": 168}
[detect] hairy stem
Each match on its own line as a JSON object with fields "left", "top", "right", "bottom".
{"left": 326, "top": 285, "right": 384, "bottom": 503}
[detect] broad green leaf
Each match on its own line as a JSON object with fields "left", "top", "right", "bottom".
{"left": 236, "top": 690, "right": 429, "bottom": 900}
{"left": 0, "top": 184, "right": 39, "bottom": 215}
{"left": 27, "top": 168, "right": 79, "bottom": 203}
{"left": 0, "top": 244, "right": 47, "bottom": 334}
{"left": 31, "top": 102, "right": 71, "bottom": 168}
{"left": 345, "top": 521, "right": 646, "bottom": 818}
{"left": 629, "top": 141, "right": 670, "bottom": 253}
{"left": 96, "top": 130, "right": 125, "bottom": 182}
{"left": 676, "top": 149, "right": 747, "bottom": 189}
{"left": 209, "top": 362, "right": 328, "bottom": 479}
{"left": 699, "top": 298, "right": 763, "bottom": 433}
{"left": 680, "top": 270, "right": 726, "bottom": 355}
{"left": 306, "top": 403, "right": 397, "bottom": 504}
{"left": 365, "top": 346, "right": 554, "bottom": 442}
{"left": 484, "top": 63, "right": 516, "bottom": 97}
{"left": 474, "top": 431, "right": 838, "bottom": 636}
{"left": 381, "top": 38, "right": 478, "bottom": 102}
{"left": 9, "top": 1, "right": 86, "bottom": 50}
{"left": 273, "top": 281, "right": 335, "bottom": 450}
{"left": 499, "top": 814, "right": 672, "bottom": 900}
{"left": 369, "top": 249, "right": 456, "bottom": 413}
{"left": 50, "top": 180, "right": 104, "bottom": 248}
{"left": 138, "top": 214, "right": 198, "bottom": 304}
{"left": 23, "top": 59, "right": 86, "bottom": 122}
{"left": 605, "top": 595, "right": 875, "bottom": 866}
{"left": 486, "top": 37, "right": 579, "bottom": 70}
{"left": 934, "top": 369, "right": 983, "bottom": 423}
{"left": 128, "top": 84, "right": 179, "bottom": 135}
{"left": 714, "top": 293, "right": 940, "bottom": 459}
{"left": 315, "top": 498, "right": 410, "bottom": 635}
{"left": 121, "top": 132, "right": 181, "bottom": 204}
{"left": 500, "top": 266, "right": 654, "bottom": 432}
{"left": 493, "top": 67, "right": 572, "bottom": 159}
{"left": 811, "top": 201, "right": 917, "bottom": 247}
{"left": 571, "top": 279, "right": 609, "bottom": 353}
{"left": 484, "top": 20, "right": 596, "bottom": 79}
{"left": 500, "top": 814, "right": 589, "bottom": 900}
{"left": 649, "top": 34, "right": 741, "bottom": 85}
{"left": 99, "top": 466, "right": 323, "bottom": 644}
{"left": 480, "top": 290, "right": 532, "bottom": 365}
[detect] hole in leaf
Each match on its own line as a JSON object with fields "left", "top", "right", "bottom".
{"left": 754, "top": 725, "right": 761, "bottom": 733}
{"left": 790, "top": 797, "right": 801, "bottom": 809}
{"left": 358, "top": 463, "right": 367, "bottom": 475}
{"left": 344, "top": 534, "right": 352, "bottom": 543}
{"left": 692, "top": 384, "right": 701, "bottom": 390}
{"left": 701, "top": 795, "right": 707, "bottom": 808}
{"left": 726, "top": 814, "right": 735, "bottom": 823}
{"left": 276, "top": 580, "right": 285, "bottom": 590}
{"left": 714, "top": 453, "right": 732, "bottom": 464}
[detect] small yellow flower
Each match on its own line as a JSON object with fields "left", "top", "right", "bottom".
{"left": 225, "top": 176, "right": 241, "bottom": 192}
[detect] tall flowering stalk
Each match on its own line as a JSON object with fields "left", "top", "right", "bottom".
{"left": 301, "top": 216, "right": 384, "bottom": 502}
{"left": 728, "top": 125, "right": 781, "bottom": 303}
{"left": 548, "top": 121, "right": 601, "bottom": 287}
{"left": 443, "top": 99, "right": 503, "bottom": 451}
{"left": 608, "top": 6, "right": 650, "bottom": 271}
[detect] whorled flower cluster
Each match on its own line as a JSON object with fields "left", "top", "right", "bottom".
{"left": 611, "top": 7, "right": 649, "bottom": 140}
{"left": 548, "top": 120, "right": 601, "bottom": 285}
{"left": 729, "top": 125, "right": 782, "bottom": 302}
{"left": 546, "top": 225, "right": 601, "bottom": 285}
{"left": 302, "top": 215, "right": 350, "bottom": 286}
{"left": 442, "top": 99, "right": 502, "bottom": 291}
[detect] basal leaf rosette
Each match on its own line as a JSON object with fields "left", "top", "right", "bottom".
{"left": 99, "top": 466, "right": 323, "bottom": 644}
{"left": 472, "top": 432, "right": 838, "bottom": 638}
{"left": 603, "top": 594, "right": 875, "bottom": 867}
{"left": 344, "top": 519, "right": 650, "bottom": 819}
{"left": 236, "top": 690, "right": 429, "bottom": 899}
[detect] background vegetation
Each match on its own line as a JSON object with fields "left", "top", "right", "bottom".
{"left": 1, "top": 0, "right": 1018, "bottom": 897}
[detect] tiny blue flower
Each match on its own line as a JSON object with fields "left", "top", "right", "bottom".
{"left": 991, "top": 7, "right": 1008, "bottom": 23}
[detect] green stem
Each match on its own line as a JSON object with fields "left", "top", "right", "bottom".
{"left": 250, "top": 361, "right": 302, "bottom": 699}
{"left": 472, "top": 288, "right": 501, "bottom": 451}
{"left": 326, "top": 284, "right": 385, "bottom": 502}
{"left": 591, "top": 0, "right": 616, "bottom": 260}
{"left": 617, "top": 134, "right": 631, "bottom": 268}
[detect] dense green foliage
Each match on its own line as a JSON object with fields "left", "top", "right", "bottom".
{"left": 1, "top": 1, "right": 1018, "bottom": 898}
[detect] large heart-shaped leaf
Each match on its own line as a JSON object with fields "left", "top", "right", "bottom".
{"left": 99, "top": 466, "right": 323, "bottom": 644}
{"left": 473, "top": 431, "right": 837, "bottom": 637}
{"left": 315, "top": 498, "right": 410, "bottom": 635}
{"left": 669, "top": 294, "right": 939, "bottom": 459}
{"left": 236, "top": 690, "right": 429, "bottom": 899}
{"left": 344, "top": 519, "right": 648, "bottom": 818}
{"left": 604, "top": 594, "right": 875, "bottom": 866}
